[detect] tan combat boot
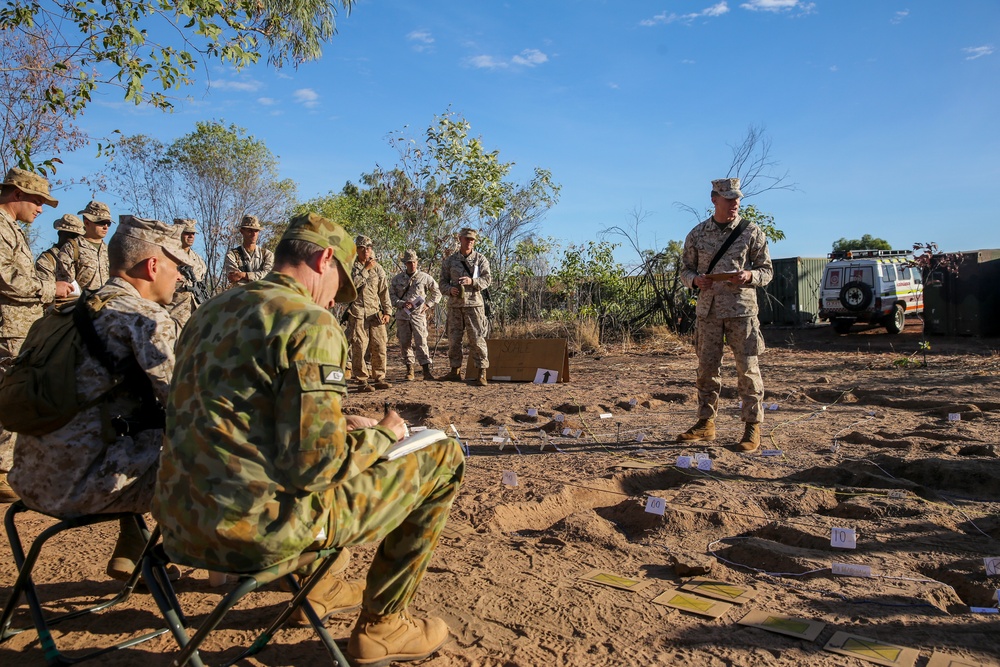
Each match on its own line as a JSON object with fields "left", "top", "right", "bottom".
{"left": 290, "top": 552, "right": 363, "bottom": 626}
{"left": 0, "top": 473, "right": 19, "bottom": 503}
{"left": 106, "top": 517, "right": 148, "bottom": 581}
{"left": 676, "top": 419, "right": 716, "bottom": 443}
{"left": 373, "top": 379, "right": 393, "bottom": 390}
{"left": 737, "top": 422, "right": 761, "bottom": 452}
{"left": 348, "top": 610, "right": 450, "bottom": 666}
{"left": 404, "top": 364, "right": 415, "bottom": 381}
{"left": 345, "top": 368, "right": 352, "bottom": 380}
{"left": 421, "top": 364, "right": 434, "bottom": 381}
{"left": 442, "top": 367, "right": 462, "bottom": 382}
{"left": 474, "top": 368, "right": 488, "bottom": 386}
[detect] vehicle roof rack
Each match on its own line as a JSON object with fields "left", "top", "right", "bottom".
{"left": 827, "top": 249, "right": 912, "bottom": 260}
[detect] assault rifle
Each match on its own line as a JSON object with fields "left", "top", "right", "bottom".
{"left": 178, "top": 265, "right": 211, "bottom": 305}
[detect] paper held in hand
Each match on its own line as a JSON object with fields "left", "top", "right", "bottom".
{"left": 705, "top": 272, "right": 739, "bottom": 281}
{"left": 380, "top": 428, "right": 448, "bottom": 461}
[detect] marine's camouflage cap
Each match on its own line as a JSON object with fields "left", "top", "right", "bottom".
{"left": 53, "top": 213, "right": 84, "bottom": 235}
{"left": 79, "top": 200, "right": 112, "bottom": 223}
{"left": 711, "top": 177, "right": 743, "bottom": 200}
{"left": 116, "top": 215, "right": 191, "bottom": 267}
{"left": 282, "top": 212, "right": 358, "bottom": 303}
{"left": 354, "top": 235, "right": 373, "bottom": 248}
{"left": 458, "top": 227, "right": 479, "bottom": 240}
{"left": 401, "top": 249, "right": 418, "bottom": 262}
{"left": 174, "top": 218, "right": 198, "bottom": 234}
{"left": 2, "top": 168, "right": 57, "bottom": 207}
{"left": 240, "top": 215, "right": 262, "bottom": 230}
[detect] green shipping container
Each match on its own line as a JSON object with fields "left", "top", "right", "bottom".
{"left": 757, "top": 257, "right": 827, "bottom": 326}
{"left": 924, "top": 249, "right": 1000, "bottom": 336}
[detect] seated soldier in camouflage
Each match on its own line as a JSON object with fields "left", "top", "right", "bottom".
{"left": 154, "top": 212, "right": 465, "bottom": 666}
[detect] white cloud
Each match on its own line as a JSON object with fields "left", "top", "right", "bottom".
{"left": 963, "top": 45, "right": 994, "bottom": 60}
{"left": 740, "top": 0, "right": 813, "bottom": 12}
{"left": 467, "top": 49, "right": 550, "bottom": 70}
{"left": 257, "top": 97, "right": 276, "bottom": 106}
{"left": 829, "top": 65, "right": 838, "bottom": 72}
{"left": 890, "top": 10, "right": 909, "bottom": 25}
{"left": 407, "top": 30, "right": 435, "bottom": 52}
{"left": 682, "top": 59, "right": 697, "bottom": 64}
{"left": 211, "top": 79, "right": 261, "bottom": 92}
{"left": 641, "top": 2, "right": 729, "bottom": 26}
{"left": 512, "top": 48, "right": 548, "bottom": 66}
{"left": 608, "top": 82, "right": 620, "bottom": 89}
{"left": 293, "top": 88, "right": 320, "bottom": 108}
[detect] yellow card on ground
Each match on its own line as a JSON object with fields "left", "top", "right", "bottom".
{"left": 441, "top": 523, "right": 476, "bottom": 539}
{"left": 824, "top": 631, "right": 918, "bottom": 667}
{"left": 737, "top": 610, "right": 825, "bottom": 641}
{"left": 926, "top": 652, "right": 989, "bottom": 667}
{"left": 680, "top": 578, "right": 758, "bottom": 604}
{"left": 651, "top": 588, "right": 733, "bottom": 619}
{"left": 577, "top": 569, "right": 653, "bottom": 593}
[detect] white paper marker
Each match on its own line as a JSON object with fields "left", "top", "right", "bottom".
{"left": 761, "top": 449, "right": 783, "bottom": 457}
{"left": 693, "top": 452, "right": 709, "bottom": 462}
{"left": 984, "top": 557, "right": 1000, "bottom": 576}
{"left": 635, "top": 433, "right": 646, "bottom": 443}
{"left": 831, "top": 528, "right": 857, "bottom": 549}
{"left": 599, "top": 413, "right": 613, "bottom": 419}
{"left": 554, "top": 414, "right": 565, "bottom": 423}
{"left": 491, "top": 436, "right": 506, "bottom": 443}
{"left": 629, "top": 398, "right": 638, "bottom": 407}
{"left": 887, "top": 490, "right": 907, "bottom": 499}
{"left": 768, "top": 403, "right": 779, "bottom": 411}
{"left": 561, "top": 427, "right": 571, "bottom": 436}
{"left": 501, "top": 471, "right": 518, "bottom": 487}
{"left": 948, "top": 412, "right": 961, "bottom": 422}
{"left": 831, "top": 562, "right": 871, "bottom": 578}
{"left": 645, "top": 496, "right": 666, "bottom": 515}
{"left": 697, "top": 458, "right": 712, "bottom": 471}
{"left": 676, "top": 455, "right": 692, "bottom": 469}
{"left": 527, "top": 408, "right": 538, "bottom": 417}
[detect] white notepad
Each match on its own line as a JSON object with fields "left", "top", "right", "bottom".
{"left": 380, "top": 429, "right": 448, "bottom": 461}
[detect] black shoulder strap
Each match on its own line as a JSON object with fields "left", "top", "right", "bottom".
{"left": 706, "top": 218, "right": 750, "bottom": 275}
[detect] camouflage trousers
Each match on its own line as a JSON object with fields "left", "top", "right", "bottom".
{"left": 695, "top": 317, "right": 765, "bottom": 423}
{"left": 397, "top": 316, "right": 432, "bottom": 367}
{"left": 447, "top": 306, "right": 489, "bottom": 369}
{"left": 346, "top": 314, "right": 388, "bottom": 381}
{"left": 0, "top": 337, "right": 24, "bottom": 473}
{"left": 167, "top": 292, "right": 196, "bottom": 329}
{"left": 319, "top": 438, "right": 465, "bottom": 615}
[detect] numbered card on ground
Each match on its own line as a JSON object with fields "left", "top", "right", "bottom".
{"left": 578, "top": 569, "right": 652, "bottom": 592}
{"left": 527, "top": 408, "right": 538, "bottom": 417}
{"left": 737, "top": 610, "right": 825, "bottom": 641}
{"left": 501, "top": 470, "right": 518, "bottom": 487}
{"left": 823, "top": 631, "right": 918, "bottom": 667}
{"left": 680, "top": 578, "right": 757, "bottom": 604}
{"left": 983, "top": 557, "right": 1000, "bottom": 576}
{"left": 831, "top": 527, "right": 857, "bottom": 549}
{"left": 676, "top": 455, "right": 692, "bottom": 469}
{"left": 697, "top": 458, "right": 713, "bottom": 471}
{"left": 651, "top": 588, "right": 733, "bottom": 619}
{"left": 645, "top": 496, "right": 666, "bottom": 515}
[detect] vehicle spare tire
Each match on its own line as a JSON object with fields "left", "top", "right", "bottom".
{"left": 839, "top": 281, "right": 873, "bottom": 312}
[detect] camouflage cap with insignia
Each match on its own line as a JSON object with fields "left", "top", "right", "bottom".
{"left": 354, "top": 234, "right": 373, "bottom": 248}
{"left": 401, "top": 249, "right": 418, "bottom": 262}
{"left": 79, "top": 200, "right": 112, "bottom": 223}
{"left": 53, "top": 213, "right": 84, "bottom": 235}
{"left": 2, "top": 167, "right": 57, "bottom": 207}
{"left": 174, "top": 218, "right": 198, "bottom": 234}
{"left": 116, "top": 215, "right": 190, "bottom": 266}
{"left": 239, "top": 215, "right": 262, "bottom": 230}
{"left": 282, "top": 212, "right": 358, "bottom": 303}
{"left": 711, "top": 177, "right": 743, "bottom": 200}
{"left": 458, "top": 227, "right": 479, "bottom": 240}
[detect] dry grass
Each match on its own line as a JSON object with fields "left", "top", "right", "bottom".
{"left": 497, "top": 318, "right": 603, "bottom": 355}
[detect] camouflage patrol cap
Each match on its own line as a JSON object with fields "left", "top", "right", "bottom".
{"left": 53, "top": 213, "right": 84, "bottom": 235}
{"left": 174, "top": 218, "right": 198, "bottom": 234}
{"left": 2, "top": 168, "right": 57, "bottom": 207}
{"left": 711, "top": 178, "right": 743, "bottom": 200}
{"left": 282, "top": 212, "right": 358, "bottom": 303}
{"left": 79, "top": 200, "right": 112, "bottom": 223}
{"left": 116, "top": 215, "right": 190, "bottom": 266}
{"left": 401, "top": 249, "right": 418, "bottom": 262}
{"left": 458, "top": 227, "right": 479, "bottom": 240}
{"left": 240, "top": 215, "right": 262, "bottom": 230}
{"left": 355, "top": 235, "right": 373, "bottom": 248}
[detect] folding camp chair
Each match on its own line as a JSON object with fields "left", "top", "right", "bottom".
{"left": 142, "top": 543, "right": 351, "bottom": 667}
{"left": 0, "top": 500, "right": 167, "bottom": 665}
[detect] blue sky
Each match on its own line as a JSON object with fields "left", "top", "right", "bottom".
{"left": 49, "top": 0, "right": 999, "bottom": 264}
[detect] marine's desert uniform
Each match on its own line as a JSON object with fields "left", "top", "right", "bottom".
{"left": 440, "top": 250, "right": 491, "bottom": 370}
{"left": 390, "top": 268, "right": 442, "bottom": 368}
{"left": 681, "top": 215, "right": 773, "bottom": 424}
{"left": 56, "top": 236, "right": 110, "bottom": 290}
{"left": 346, "top": 261, "right": 392, "bottom": 383}
{"left": 168, "top": 247, "right": 208, "bottom": 327}
{"left": 224, "top": 245, "right": 274, "bottom": 285}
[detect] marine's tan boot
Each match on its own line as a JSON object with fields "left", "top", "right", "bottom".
{"left": 345, "top": 368, "right": 352, "bottom": 380}
{"left": 676, "top": 419, "right": 716, "bottom": 443}
{"left": 106, "top": 517, "right": 147, "bottom": 581}
{"left": 290, "top": 562, "right": 363, "bottom": 626}
{"left": 442, "top": 367, "right": 462, "bottom": 382}
{"left": 421, "top": 364, "right": 434, "bottom": 381}
{"left": 373, "top": 379, "right": 393, "bottom": 390}
{"left": 405, "top": 364, "right": 415, "bottom": 381}
{"left": 736, "top": 422, "right": 761, "bottom": 452}
{"left": 0, "top": 473, "right": 19, "bottom": 503}
{"left": 474, "top": 368, "right": 488, "bottom": 386}
{"left": 348, "top": 610, "right": 450, "bottom": 666}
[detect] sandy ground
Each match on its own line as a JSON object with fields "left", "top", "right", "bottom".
{"left": 2, "top": 319, "right": 1000, "bottom": 666}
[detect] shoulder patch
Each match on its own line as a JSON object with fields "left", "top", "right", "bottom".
{"left": 322, "top": 365, "right": 345, "bottom": 383}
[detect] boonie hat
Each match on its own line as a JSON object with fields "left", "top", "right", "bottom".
{"left": 711, "top": 178, "right": 743, "bottom": 200}
{"left": 458, "top": 227, "right": 478, "bottom": 240}
{"left": 283, "top": 212, "right": 358, "bottom": 303}
{"left": 79, "top": 200, "right": 112, "bottom": 224}
{"left": 354, "top": 235, "right": 373, "bottom": 248}
{"left": 116, "top": 215, "right": 190, "bottom": 266}
{"left": 240, "top": 215, "right": 262, "bottom": 230}
{"left": 401, "top": 249, "right": 418, "bottom": 262}
{"left": 53, "top": 213, "right": 84, "bottom": 235}
{"left": 174, "top": 218, "right": 198, "bottom": 234}
{"left": 2, "top": 168, "right": 57, "bottom": 207}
